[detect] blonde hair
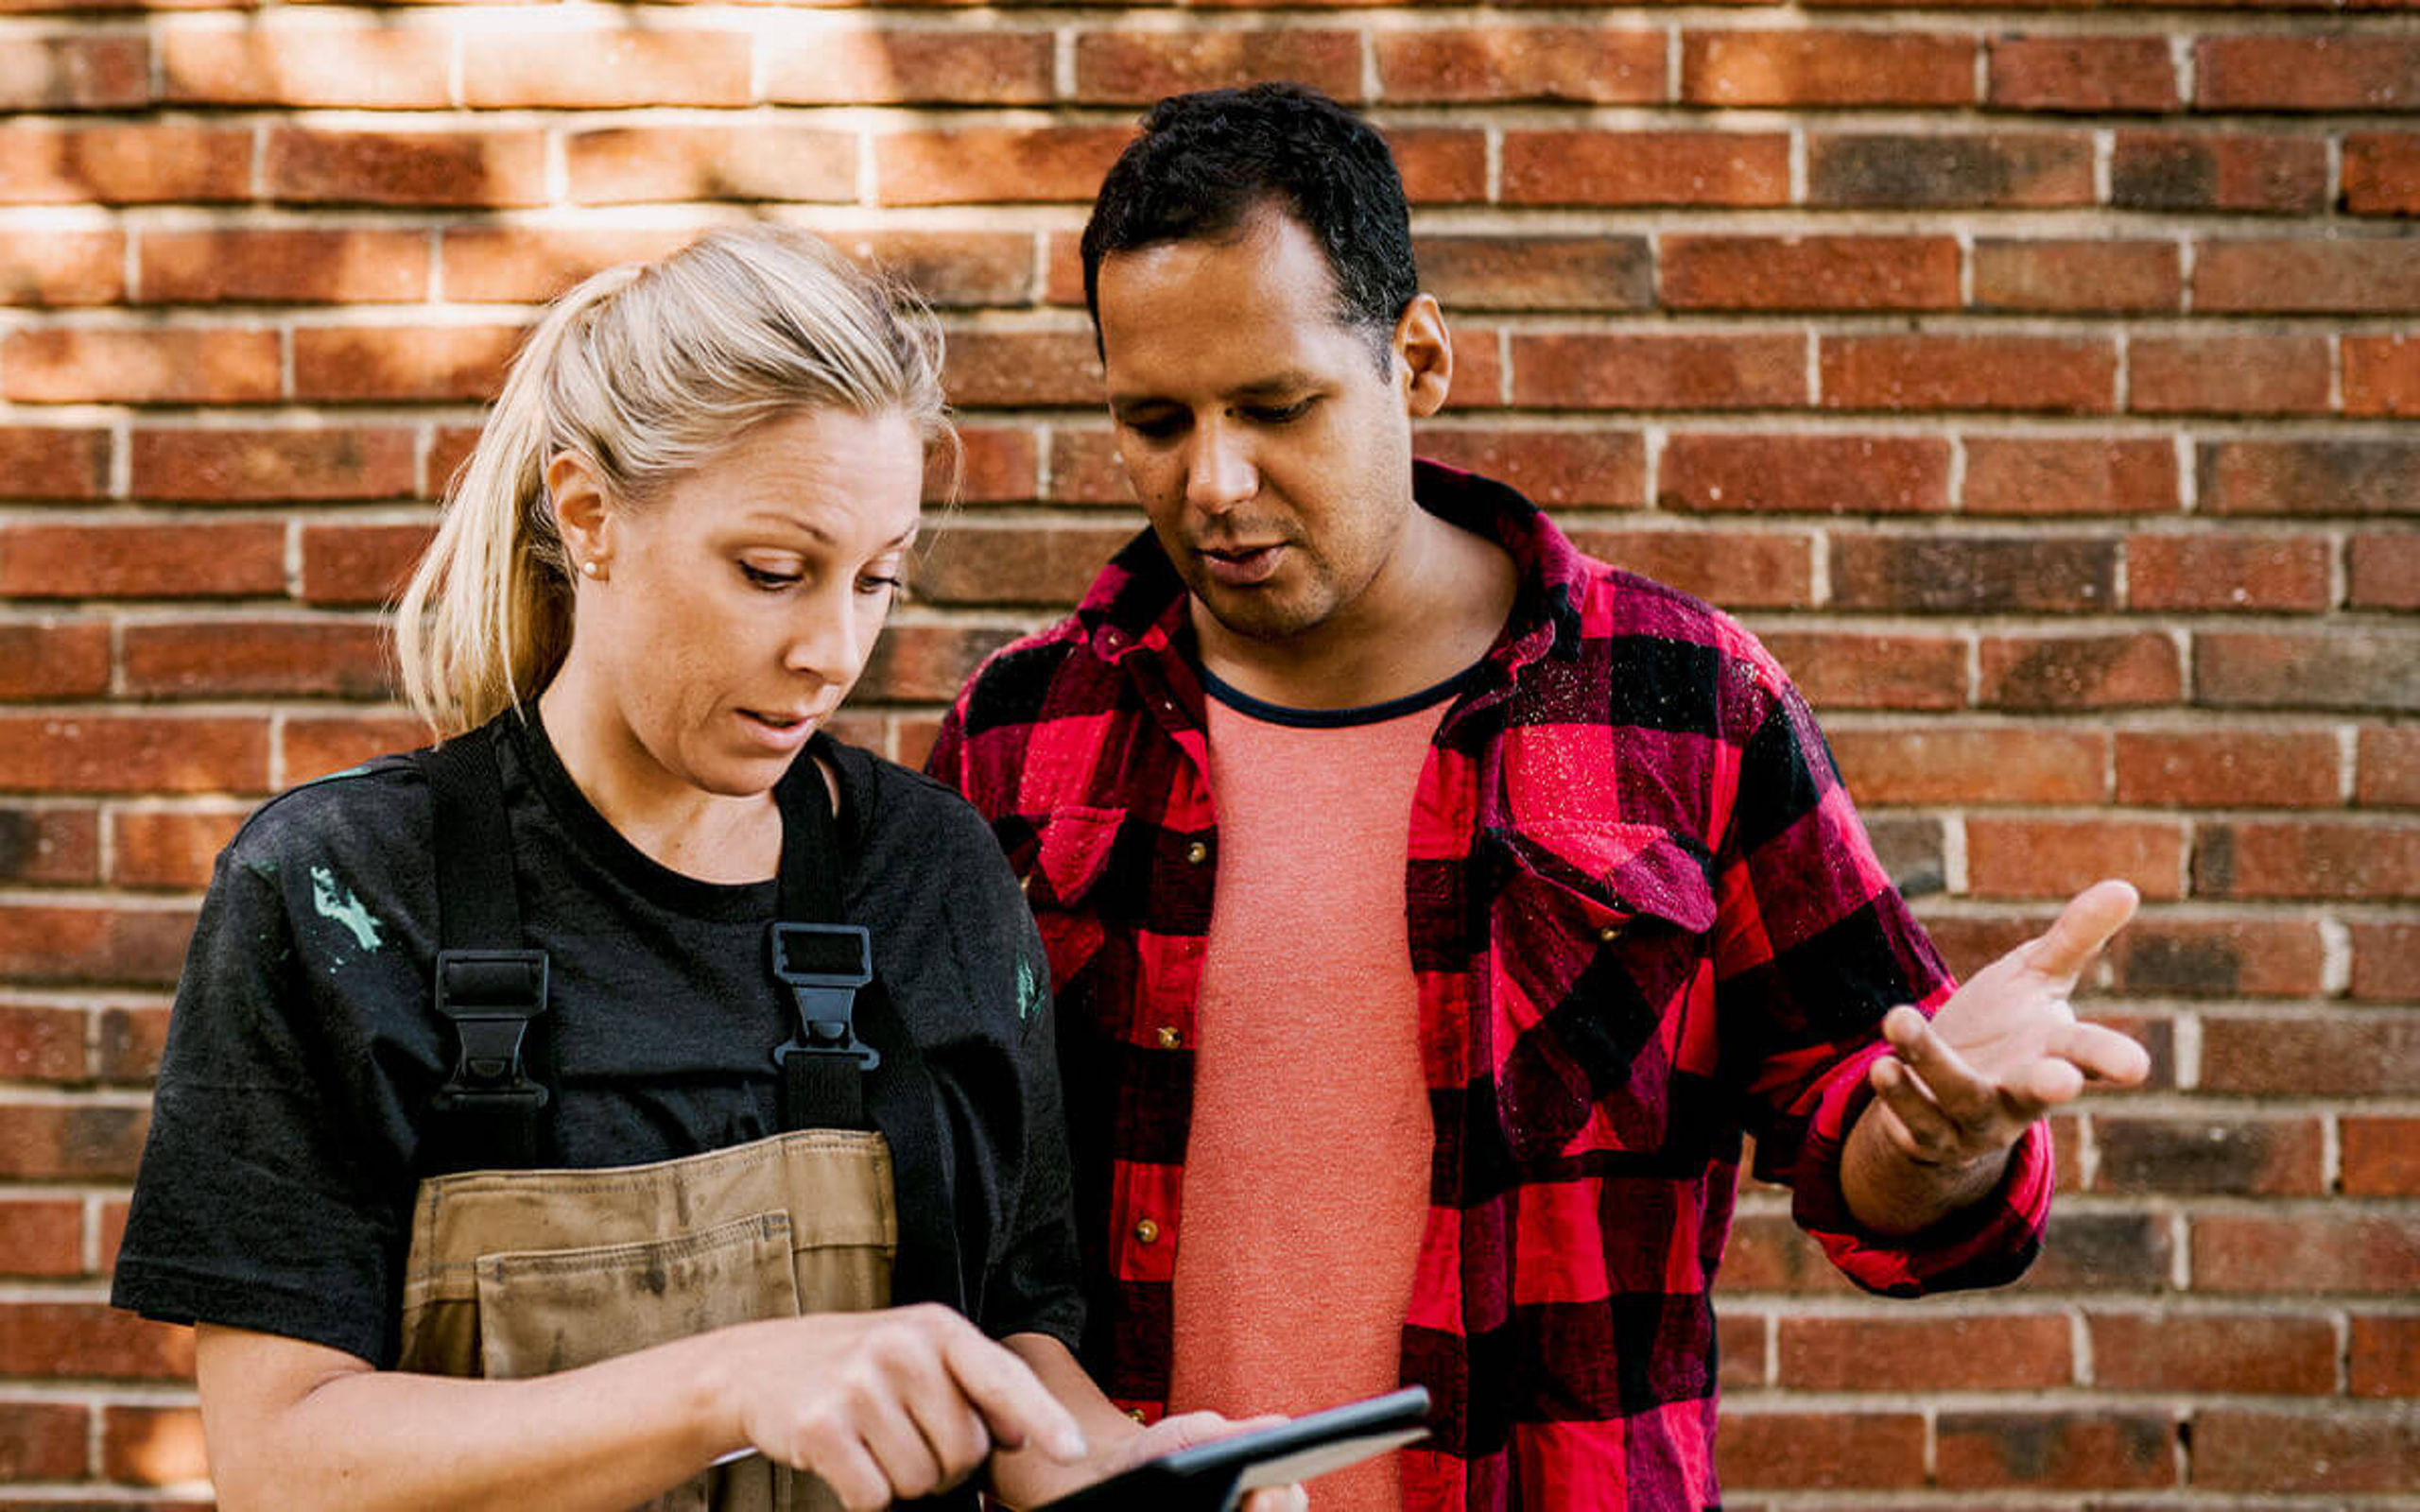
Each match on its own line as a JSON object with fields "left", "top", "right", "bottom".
{"left": 394, "top": 226, "right": 953, "bottom": 737}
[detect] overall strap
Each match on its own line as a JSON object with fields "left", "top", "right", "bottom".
{"left": 769, "top": 760, "right": 877, "bottom": 1132}
{"left": 413, "top": 730, "right": 553, "bottom": 1172}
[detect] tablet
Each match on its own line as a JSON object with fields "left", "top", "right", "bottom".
{"left": 1035, "top": 1386, "right": 1432, "bottom": 1511}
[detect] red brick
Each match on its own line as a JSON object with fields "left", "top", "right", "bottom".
{"left": 914, "top": 521, "right": 1128, "bottom": 608}
{"left": 943, "top": 332, "right": 1103, "bottom": 409}
{"left": 1388, "top": 128, "right": 1490, "bottom": 204}
{"left": 1758, "top": 632, "right": 1966, "bottom": 711}
{"left": 1075, "top": 30, "right": 1362, "bottom": 103}
{"left": 875, "top": 127, "right": 1134, "bottom": 206}
{"left": 109, "top": 808, "right": 246, "bottom": 890}
{"left": 2112, "top": 130, "right": 2329, "bottom": 215}
{"left": 2094, "top": 1116, "right": 2324, "bottom": 1195}
{"left": 0, "top": 522, "right": 285, "bottom": 599}
{"left": 2344, "top": 132, "right": 2420, "bottom": 215}
{"left": 464, "top": 29, "right": 749, "bottom": 108}
{"left": 0, "top": 228, "right": 124, "bottom": 305}
{"left": 0, "top": 34, "right": 147, "bottom": 111}
{"left": 2198, "top": 35, "right": 2420, "bottom": 111}
{"left": 1831, "top": 535, "right": 2115, "bottom": 612}
{"left": 1978, "top": 632, "right": 2181, "bottom": 710}
{"left": 2202, "top": 1015, "right": 2420, "bottom": 1096}
{"left": 2359, "top": 730, "right": 2420, "bottom": 809}
{"left": 1042, "top": 428, "right": 1131, "bottom": 507}
{"left": 1443, "top": 326, "right": 1505, "bottom": 409}
{"left": 1378, "top": 27, "right": 1666, "bottom": 103}
{"left": 2345, "top": 1119, "right": 2420, "bottom": 1197}
{"left": 2351, "top": 1314, "right": 2420, "bottom": 1395}
{"left": 827, "top": 230, "right": 1037, "bottom": 310}
{"left": 1809, "top": 132, "right": 2094, "bottom": 207}
{"left": 0, "top": 1301, "right": 192, "bottom": 1380}
{"left": 292, "top": 325, "right": 524, "bottom": 404}
{"left": 1935, "top": 1411, "right": 2176, "bottom": 1490}
{"left": 1411, "top": 428, "right": 1643, "bottom": 507}
{"left": 0, "top": 623, "right": 110, "bottom": 700}
{"left": 563, "top": 127, "right": 856, "bottom": 206}
{"left": 1972, "top": 239, "right": 2181, "bottom": 313}
{"left": 1562, "top": 528, "right": 1814, "bottom": 610}
{"left": 1, "top": 327, "right": 279, "bottom": 404}
{"left": 862, "top": 625, "right": 1023, "bottom": 704}
{"left": 0, "top": 1195, "right": 78, "bottom": 1277}
{"left": 930, "top": 425, "right": 1041, "bottom": 505}
{"left": 1776, "top": 1314, "right": 2069, "bottom": 1390}
{"left": 2110, "top": 919, "right": 2325, "bottom": 999}
{"left": 1717, "top": 1412, "right": 1926, "bottom": 1490}
{"left": 1416, "top": 235, "right": 1651, "bottom": 312}
{"left": 0, "top": 122, "right": 251, "bottom": 205}
{"left": 103, "top": 1403, "right": 207, "bottom": 1486}
{"left": 1683, "top": 30, "right": 1973, "bottom": 106}
{"left": 764, "top": 28, "right": 1051, "bottom": 104}
{"left": 2197, "top": 238, "right": 2420, "bottom": 315}
{"left": 123, "top": 620, "right": 393, "bottom": 701}
{"left": 0, "top": 1102, "right": 147, "bottom": 1179}
{"left": 2197, "top": 818, "right": 2420, "bottom": 901}
{"left": 97, "top": 1005, "right": 169, "bottom": 1085}
{"left": 159, "top": 25, "right": 449, "bottom": 107}
{"left": 1511, "top": 334, "right": 1806, "bottom": 410}
{"left": 2194, "top": 1410, "right": 2420, "bottom": 1492}
{"left": 1718, "top": 1312, "right": 1765, "bottom": 1391}
{"left": 2345, "top": 335, "right": 2420, "bottom": 417}
{"left": 96, "top": 1196, "right": 130, "bottom": 1274}
{"left": 2130, "top": 533, "right": 2331, "bottom": 612}
{"left": 0, "top": 1400, "right": 84, "bottom": 1477}
{"left": 136, "top": 227, "right": 429, "bottom": 304}
{"left": 1662, "top": 235, "right": 1957, "bottom": 312}
{"left": 2348, "top": 533, "right": 2419, "bottom": 610}
{"left": 1829, "top": 726, "right": 2107, "bottom": 805}
{"left": 132, "top": 427, "right": 418, "bottom": 502}
{"left": 0, "top": 426, "right": 111, "bottom": 500}
{"left": 1660, "top": 434, "right": 1948, "bottom": 515}
{"left": 1965, "top": 816, "right": 2185, "bottom": 899}
{"left": 267, "top": 128, "right": 547, "bottom": 207}
{"left": 0, "top": 1005, "right": 83, "bottom": 1082}
{"left": 2201, "top": 438, "right": 2420, "bottom": 517}
{"left": 1962, "top": 438, "right": 2177, "bottom": 516}
{"left": 0, "top": 715, "right": 268, "bottom": 795}
{"left": 1988, "top": 35, "right": 2177, "bottom": 112}
{"left": 2197, "top": 629, "right": 2420, "bottom": 710}
{"left": 2011, "top": 1210, "right": 2176, "bottom": 1293}
{"left": 1503, "top": 131, "right": 1790, "bottom": 207}
{"left": 2088, "top": 1311, "right": 2335, "bottom": 1394}
{"left": 441, "top": 225, "right": 709, "bottom": 302}
{"left": 0, "top": 804, "right": 98, "bottom": 889}
{"left": 2115, "top": 729, "right": 2341, "bottom": 808}
{"left": 283, "top": 714, "right": 427, "bottom": 783}
{"left": 1714, "top": 1214, "right": 1859, "bottom": 1296}
{"left": 1823, "top": 335, "right": 2115, "bottom": 413}
{"left": 299, "top": 522, "right": 432, "bottom": 607}
{"left": 2134, "top": 334, "right": 2332, "bottom": 416}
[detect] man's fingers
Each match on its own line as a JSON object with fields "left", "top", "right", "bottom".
{"left": 2025, "top": 879, "right": 2139, "bottom": 982}
{"left": 1879, "top": 1006, "right": 1996, "bottom": 1125}
{"left": 2057, "top": 1021, "right": 2153, "bottom": 1086}
{"left": 941, "top": 1326, "right": 1086, "bottom": 1463}
{"left": 1868, "top": 1055, "right": 1963, "bottom": 1164}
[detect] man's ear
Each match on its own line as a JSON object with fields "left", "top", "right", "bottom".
{"left": 1395, "top": 293, "right": 1452, "bottom": 420}
{"left": 545, "top": 452, "right": 614, "bottom": 575}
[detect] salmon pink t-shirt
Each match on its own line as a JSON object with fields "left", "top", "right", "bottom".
{"left": 1167, "top": 662, "right": 1477, "bottom": 1511}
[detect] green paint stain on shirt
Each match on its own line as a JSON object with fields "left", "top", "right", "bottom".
{"left": 1015, "top": 955, "right": 1046, "bottom": 1023}
{"left": 309, "top": 866, "right": 385, "bottom": 953}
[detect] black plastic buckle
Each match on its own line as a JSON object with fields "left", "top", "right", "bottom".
{"left": 430, "top": 949, "right": 550, "bottom": 1110}
{"left": 768, "top": 922, "right": 880, "bottom": 1073}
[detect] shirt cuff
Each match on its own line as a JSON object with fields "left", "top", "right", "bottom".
{"left": 1788, "top": 1044, "right": 2054, "bottom": 1298}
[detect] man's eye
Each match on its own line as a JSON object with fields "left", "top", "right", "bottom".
{"left": 1243, "top": 399, "right": 1314, "bottom": 424}
{"left": 739, "top": 562, "right": 801, "bottom": 590}
{"left": 1122, "top": 413, "right": 1184, "bottom": 441}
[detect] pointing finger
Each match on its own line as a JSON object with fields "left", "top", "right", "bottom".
{"left": 2024, "top": 880, "right": 2139, "bottom": 984}
{"left": 941, "top": 1326, "right": 1086, "bottom": 1464}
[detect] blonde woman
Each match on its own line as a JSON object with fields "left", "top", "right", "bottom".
{"left": 112, "top": 227, "right": 1287, "bottom": 1512}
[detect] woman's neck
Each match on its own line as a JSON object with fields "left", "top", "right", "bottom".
{"left": 536, "top": 667, "right": 783, "bottom": 885}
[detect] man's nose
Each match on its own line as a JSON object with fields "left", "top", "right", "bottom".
{"left": 1183, "top": 421, "right": 1255, "bottom": 513}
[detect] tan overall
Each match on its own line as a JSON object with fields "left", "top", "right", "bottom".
{"left": 394, "top": 1128, "right": 897, "bottom": 1512}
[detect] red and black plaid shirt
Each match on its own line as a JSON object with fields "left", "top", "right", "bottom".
{"left": 929, "top": 461, "right": 2051, "bottom": 1511}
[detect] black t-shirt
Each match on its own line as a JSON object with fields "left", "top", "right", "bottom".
{"left": 112, "top": 711, "right": 1082, "bottom": 1369}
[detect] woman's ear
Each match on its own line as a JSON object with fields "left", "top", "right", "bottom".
{"left": 545, "top": 452, "right": 614, "bottom": 578}
{"left": 1395, "top": 293, "right": 1453, "bottom": 420}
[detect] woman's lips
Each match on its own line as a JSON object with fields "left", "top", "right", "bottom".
{"left": 1200, "top": 543, "right": 1285, "bottom": 586}
{"left": 737, "top": 708, "right": 817, "bottom": 750}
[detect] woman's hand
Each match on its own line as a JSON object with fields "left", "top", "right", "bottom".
{"left": 711, "top": 1304, "right": 1087, "bottom": 1511}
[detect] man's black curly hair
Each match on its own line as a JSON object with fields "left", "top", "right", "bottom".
{"left": 1080, "top": 82, "right": 1418, "bottom": 372}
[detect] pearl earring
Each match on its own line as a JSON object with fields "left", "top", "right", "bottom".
{"left": 580, "top": 560, "right": 598, "bottom": 577}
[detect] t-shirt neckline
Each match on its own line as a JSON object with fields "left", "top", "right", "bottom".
{"left": 1194, "top": 657, "right": 1487, "bottom": 730}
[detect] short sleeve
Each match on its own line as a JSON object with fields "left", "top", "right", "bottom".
{"left": 979, "top": 966, "right": 1086, "bottom": 1349}
{"left": 111, "top": 834, "right": 417, "bottom": 1366}
{"left": 1710, "top": 673, "right": 2050, "bottom": 1296}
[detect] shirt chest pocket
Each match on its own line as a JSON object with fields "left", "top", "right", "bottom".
{"left": 1485, "top": 820, "right": 1720, "bottom": 1163}
{"left": 1014, "top": 806, "right": 1127, "bottom": 989}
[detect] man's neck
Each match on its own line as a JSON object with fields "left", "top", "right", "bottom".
{"left": 1192, "top": 507, "right": 1517, "bottom": 712}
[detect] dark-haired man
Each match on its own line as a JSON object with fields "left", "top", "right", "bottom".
{"left": 928, "top": 82, "right": 2149, "bottom": 1511}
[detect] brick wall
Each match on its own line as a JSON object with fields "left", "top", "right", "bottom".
{"left": 0, "top": 0, "right": 2413, "bottom": 1504}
